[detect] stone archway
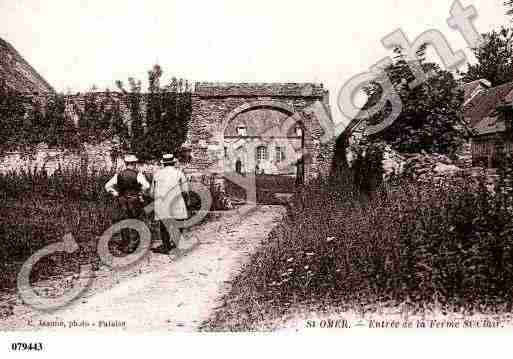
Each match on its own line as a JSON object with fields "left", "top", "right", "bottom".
{"left": 219, "top": 100, "right": 305, "bottom": 177}
{"left": 187, "top": 82, "right": 335, "bottom": 183}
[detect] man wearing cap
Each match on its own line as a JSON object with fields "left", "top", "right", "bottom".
{"left": 152, "top": 153, "right": 189, "bottom": 254}
{"left": 105, "top": 154, "right": 151, "bottom": 253}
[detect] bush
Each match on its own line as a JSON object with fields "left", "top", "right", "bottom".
{"left": 0, "top": 167, "right": 114, "bottom": 202}
{"left": 207, "top": 173, "right": 513, "bottom": 330}
{"left": 0, "top": 168, "right": 117, "bottom": 290}
{"left": 0, "top": 198, "right": 111, "bottom": 289}
{"left": 0, "top": 166, "right": 221, "bottom": 292}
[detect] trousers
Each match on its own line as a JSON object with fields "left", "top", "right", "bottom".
{"left": 159, "top": 218, "right": 184, "bottom": 250}
{"left": 116, "top": 194, "right": 145, "bottom": 251}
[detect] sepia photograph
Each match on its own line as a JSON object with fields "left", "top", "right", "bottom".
{"left": 0, "top": 0, "right": 513, "bottom": 356}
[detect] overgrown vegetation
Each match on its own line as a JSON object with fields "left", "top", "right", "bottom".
{"left": 460, "top": 27, "right": 513, "bottom": 87}
{"left": 0, "top": 81, "right": 80, "bottom": 153}
{"left": 0, "top": 64, "right": 192, "bottom": 163}
{"left": 205, "top": 164, "right": 513, "bottom": 330}
{"left": 362, "top": 46, "right": 466, "bottom": 156}
{"left": 0, "top": 165, "right": 244, "bottom": 292}
{"left": 0, "top": 168, "right": 114, "bottom": 291}
{"left": 116, "top": 66, "right": 192, "bottom": 161}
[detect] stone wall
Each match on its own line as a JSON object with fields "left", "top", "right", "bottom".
{"left": 0, "top": 82, "right": 336, "bottom": 183}
{"left": 0, "top": 92, "right": 130, "bottom": 175}
{"left": 187, "top": 82, "right": 334, "bottom": 182}
{"left": 0, "top": 142, "right": 122, "bottom": 175}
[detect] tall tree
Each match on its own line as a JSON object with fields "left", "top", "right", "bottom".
{"left": 78, "top": 89, "right": 99, "bottom": 142}
{"left": 146, "top": 64, "right": 163, "bottom": 133}
{"left": 114, "top": 67, "right": 191, "bottom": 161}
{"left": 123, "top": 67, "right": 192, "bottom": 161}
{"left": 461, "top": 27, "right": 513, "bottom": 87}
{"left": 358, "top": 47, "right": 465, "bottom": 155}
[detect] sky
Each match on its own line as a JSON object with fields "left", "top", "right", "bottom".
{"left": 0, "top": 0, "right": 509, "bottom": 127}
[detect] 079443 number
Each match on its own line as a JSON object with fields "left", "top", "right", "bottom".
{"left": 11, "top": 342, "right": 44, "bottom": 351}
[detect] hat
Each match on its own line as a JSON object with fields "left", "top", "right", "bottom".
{"left": 161, "top": 153, "right": 176, "bottom": 164}
{"left": 124, "top": 154, "right": 139, "bottom": 163}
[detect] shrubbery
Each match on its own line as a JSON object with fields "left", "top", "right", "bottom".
{"left": 0, "top": 167, "right": 114, "bottom": 202}
{"left": 0, "top": 168, "right": 115, "bottom": 290}
{"left": 207, "top": 171, "right": 513, "bottom": 330}
{"left": 0, "top": 167, "right": 234, "bottom": 291}
{"left": 0, "top": 82, "right": 80, "bottom": 154}
{"left": 116, "top": 67, "right": 192, "bottom": 161}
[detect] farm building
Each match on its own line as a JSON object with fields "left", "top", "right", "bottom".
{"left": 342, "top": 78, "right": 513, "bottom": 171}
{"left": 463, "top": 80, "right": 513, "bottom": 168}
{"left": 0, "top": 37, "right": 53, "bottom": 94}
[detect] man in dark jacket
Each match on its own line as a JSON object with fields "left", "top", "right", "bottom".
{"left": 105, "top": 154, "right": 151, "bottom": 253}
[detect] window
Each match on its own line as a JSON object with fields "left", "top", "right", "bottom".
{"left": 256, "top": 146, "right": 268, "bottom": 161}
{"left": 237, "top": 126, "right": 247, "bottom": 137}
{"left": 275, "top": 147, "right": 285, "bottom": 162}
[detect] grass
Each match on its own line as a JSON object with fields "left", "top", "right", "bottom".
{"left": 204, "top": 173, "right": 513, "bottom": 331}
{"left": 0, "top": 166, "right": 236, "bottom": 293}
{"left": 0, "top": 168, "right": 116, "bottom": 291}
{"left": 0, "top": 199, "right": 110, "bottom": 290}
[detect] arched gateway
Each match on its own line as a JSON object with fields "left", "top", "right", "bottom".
{"left": 185, "top": 82, "right": 334, "bottom": 183}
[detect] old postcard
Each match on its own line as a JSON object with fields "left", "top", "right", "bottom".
{"left": 1, "top": 0, "right": 513, "bottom": 356}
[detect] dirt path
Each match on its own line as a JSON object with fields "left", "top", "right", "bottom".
{"left": 1, "top": 205, "right": 285, "bottom": 332}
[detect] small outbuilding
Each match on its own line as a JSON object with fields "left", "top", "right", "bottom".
{"left": 463, "top": 80, "right": 513, "bottom": 168}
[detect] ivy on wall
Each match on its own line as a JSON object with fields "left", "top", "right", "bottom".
{"left": 0, "top": 65, "right": 192, "bottom": 162}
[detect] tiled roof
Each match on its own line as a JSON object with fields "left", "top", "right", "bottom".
{"left": 473, "top": 116, "right": 506, "bottom": 136}
{"left": 0, "top": 37, "right": 54, "bottom": 93}
{"left": 464, "top": 81, "right": 513, "bottom": 127}
{"left": 344, "top": 80, "right": 513, "bottom": 139}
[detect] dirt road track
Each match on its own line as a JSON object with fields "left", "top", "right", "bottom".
{"left": 1, "top": 205, "right": 285, "bottom": 332}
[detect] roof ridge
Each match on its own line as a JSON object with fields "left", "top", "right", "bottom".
{"left": 0, "top": 36, "right": 54, "bottom": 93}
